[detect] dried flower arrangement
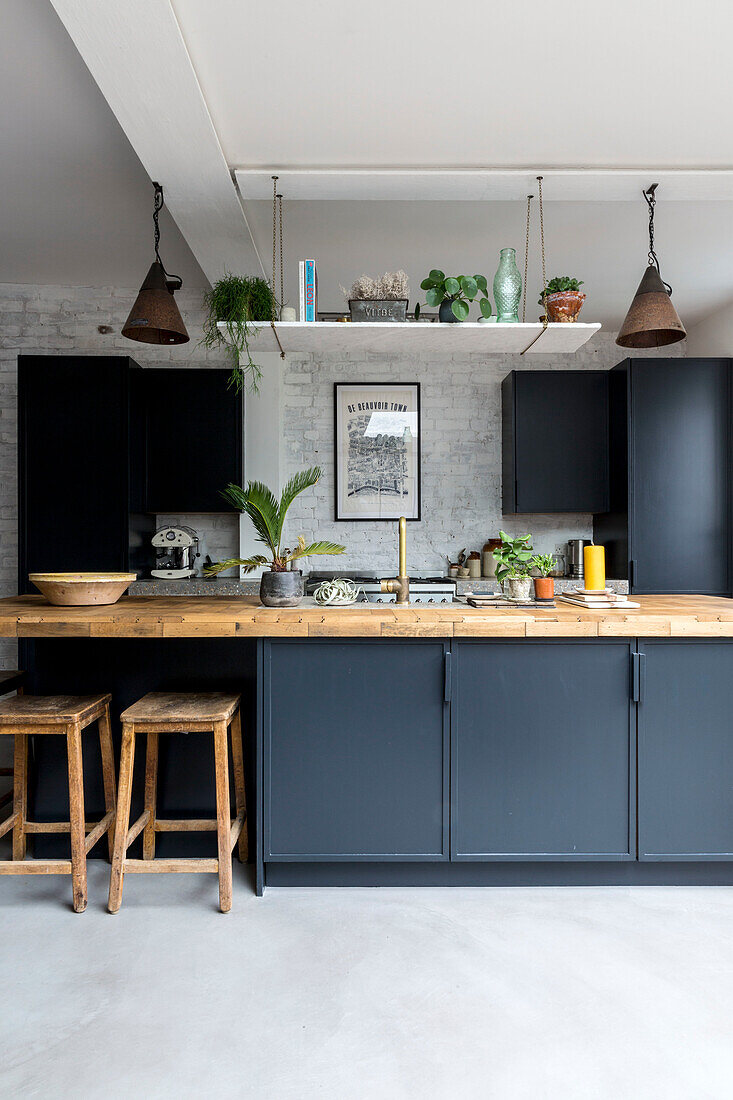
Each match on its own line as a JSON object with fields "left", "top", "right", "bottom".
{"left": 340, "top": 271, "right": 410, "bottom": 301}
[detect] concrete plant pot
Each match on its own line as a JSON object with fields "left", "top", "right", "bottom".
{"left": 260, "top": 570, "right": 303, "bottom": 608}
{"left": 505, "top": 576, "right": 532, "bottom": 601}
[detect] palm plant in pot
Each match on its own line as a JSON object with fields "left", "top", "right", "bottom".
{"left": 204, "top": 466, "right": 345, "bottom": 607}
{"left": 493, "top": 531, "right": 534, "bottom": 600}
{"left": 532, "top": 553, "right": 557, "bottom": 601}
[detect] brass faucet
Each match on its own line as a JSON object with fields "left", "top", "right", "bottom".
{"left": 381, "top": 516, "right": 410, "bottom": 604}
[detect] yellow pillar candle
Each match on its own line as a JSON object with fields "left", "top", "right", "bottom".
{"left": 584, "top": 544, "right": 606, "bottom": 591}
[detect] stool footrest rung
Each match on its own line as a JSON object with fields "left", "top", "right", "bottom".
{"left": 154, "top": 818, "right": 218, "bottom": 832}
{"left": 230, "top": 810, "right": 245, "bottom": 852}
{"left": 123, "top": 858, "right": 219, "bottom": 874}
{"left": 124, "top": 810, "right": 151, "bottom": 850}
{"left": 24, "top": 819, "right": 106, "bottom": 835}
{"left": 84, "top": 811, "right": 114, "bottom": 853}
{"left": 0, "top": 859, "right": 72, "bottom": 875}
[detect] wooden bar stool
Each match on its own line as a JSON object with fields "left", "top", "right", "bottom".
{"left": 0, "top": 671, "right": 25, "bottom": 815}
{"left": 108, "top": 692, "right": 246, "bottom": 914}
{"left": 0, "top": 694, "right": 116, "bottom": 913}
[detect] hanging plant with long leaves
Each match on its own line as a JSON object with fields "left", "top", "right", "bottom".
{"left": 204, "top": 466, "right": 345, "bottom": 575}
{"left": 202, "top": 272, "right": 277, "bottom": 394}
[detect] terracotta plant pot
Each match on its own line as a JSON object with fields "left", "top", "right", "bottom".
{"left": 534, "top": 576, "right": 555, "bottom": 601}
{"left": 544, "top": 291, "right": 586, "bottom": 323}
{"left": 260, "top": 569, "right": 303, "bottom": 608}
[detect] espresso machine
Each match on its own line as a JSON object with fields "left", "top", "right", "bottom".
{"left": 151, "top": 525, "right": 200, "bottom": 579}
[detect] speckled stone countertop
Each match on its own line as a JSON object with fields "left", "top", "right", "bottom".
{"left": 129, "top": 576, "right": 629, "bottom": 597}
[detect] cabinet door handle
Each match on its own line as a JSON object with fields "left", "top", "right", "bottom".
{"left": 631, "top": 652, "right": 646, "bottom": 703}
{"left": 444, "top": 652, "right": 452, "bottom": 703}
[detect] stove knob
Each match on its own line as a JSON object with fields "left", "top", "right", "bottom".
{"left": 441, "top": 598, "right": 447, "bottom": 603}
{"left": 428, "top": 598, "right": 435, "bottom": 603}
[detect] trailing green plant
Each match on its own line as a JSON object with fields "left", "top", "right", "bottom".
{"left": 202, "top": 273, "right": 277, "bottom": 393}
{"left": 532, "top": 553, "right": 557, "bottom": 578}
{"left": 538, "top": 275, "right": 584, "bottom": 304}
{"left": 492, "top": 530, "right": 534, "bottom": 583}
{"left": 203, "top": 466, "right": 345, "bottom": 576}
{"left": 415, "top": 270, "right": 492, "bottom": 321}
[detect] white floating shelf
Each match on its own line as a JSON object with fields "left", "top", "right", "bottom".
{"left": 217, "top": 320, "right": 601, "bottom": 356}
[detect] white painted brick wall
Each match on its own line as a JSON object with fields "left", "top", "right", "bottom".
{"left": 281, "top": 334, "right": 684, "bottom": 575}
{"left": 0, "top": 282, "right": 685, "bottom": 666}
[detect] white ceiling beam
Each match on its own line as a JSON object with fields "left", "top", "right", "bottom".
{"left": 49, "top": 0, "right": 259, "bottom": 284}
{"left": 235, "top": 168, "right": 733, "bottom": 203}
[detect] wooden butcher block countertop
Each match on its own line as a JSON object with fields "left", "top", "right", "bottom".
{"left": 1, "top": 594, "right": 733, "bottom": 638}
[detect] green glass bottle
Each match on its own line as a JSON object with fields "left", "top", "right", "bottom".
{"left": 493, "top": 247, "right": 522, "bottom": 323}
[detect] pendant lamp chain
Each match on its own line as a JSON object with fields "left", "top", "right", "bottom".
{"left": 153, "top": 183, "right": 163, "bottom": 265}
{"left": 644, "top": 184, "right": 673, "bottom": 295}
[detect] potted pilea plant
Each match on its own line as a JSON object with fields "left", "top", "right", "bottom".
{"left": 204, "top": 466, "right": 345, "bottom": 607}
{"left": 532, "top": 553, "right": 557, "bottom": 601}
{"left": 202, "top": 272, "right": 277, "bottom": 393}
{"left": 492, "top": 531, "right": 534, "bottom": 601}
{"left": 340, "top": 271, "right": 410, "bottom": 322}
{"left": 539, "top": 276, "right": 586, "bottom": 323}
{"left": 415, "top": 270, "right": 492, "bottom": 323}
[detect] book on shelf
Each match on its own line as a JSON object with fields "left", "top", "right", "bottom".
{"left": 298, "top": 259, "right": 317, "bottom": 322}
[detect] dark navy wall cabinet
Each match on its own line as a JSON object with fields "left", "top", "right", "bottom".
{"left": 263, "top": 640, "right": 449, "bottom": 860}
{"left": 638, "top": 641, "right": 733, "bottom": 860}
{"left": 452, "top": 641, "right": 635, "bottom": 860}
{"left": 502, "top": 370, "right": 609, "bottom": 513}
{"left": 140, "top": 369, "right": 243, "bottom": 514}
{"left": 594, "top": 358, "right": 731, "bottom": 595}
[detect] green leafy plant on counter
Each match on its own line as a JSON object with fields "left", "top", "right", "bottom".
{"left": 415, "top": 270, "right": 492, "bottom": 321}
{"left": 204, "top": 466, "right": 346, "bottom": 575}
{"left": 202, "top": 273, "right": 277, "bottom": 394}
{"left": 538, "top": 275, "right": 584, "bottom": 304}
{"left": 492, "top": 531, "right": 534, "bottom": 583}
{"left": 532, "top": 553, "right": 557, "bottom": 578}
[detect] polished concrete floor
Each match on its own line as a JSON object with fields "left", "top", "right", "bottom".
{"left": 2, "top": 863, "right": 733, "bottom": 1099}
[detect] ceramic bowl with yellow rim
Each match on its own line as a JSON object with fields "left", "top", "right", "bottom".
{"left": 28, "top": 573, "right": 137, "bottom": 606}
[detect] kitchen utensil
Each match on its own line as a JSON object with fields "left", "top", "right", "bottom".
{"left": 29, "top": 573, "right": 137, "bottom": 606}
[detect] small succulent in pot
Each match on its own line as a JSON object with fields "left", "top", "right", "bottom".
{"left": 539, "top": 276, "right": 586, "bottom": 323}
{"left": 493, "top": 531, "right": 534, "bottom": 600}
{"left": 204, "top": 466, "right": 345, "bottom": 607}
{"left": 531, "top": 553, "right": 557, "bottom": 601}
{"left": 415, "top": 270, "right": 492, "bottom": 323}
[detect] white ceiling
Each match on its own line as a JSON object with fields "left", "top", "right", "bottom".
{"left": 3, "top": 0, "right": 733, "bottom": 329}
{"left": 0, "top": 0, "right": 207, "bottom": 287}
{"left": 172, "top": 0, "right": 733, "bottom": 170}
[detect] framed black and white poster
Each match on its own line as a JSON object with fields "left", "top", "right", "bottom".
{"left": 334, "top": 382, "right": 421, "bottom": 521}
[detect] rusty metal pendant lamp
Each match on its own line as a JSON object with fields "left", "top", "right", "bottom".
{"left": 122, "top": 182, "right": 189, "bottom": 345}
{"left": 616, "top": 184, "right": 686, "bottom": 349}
